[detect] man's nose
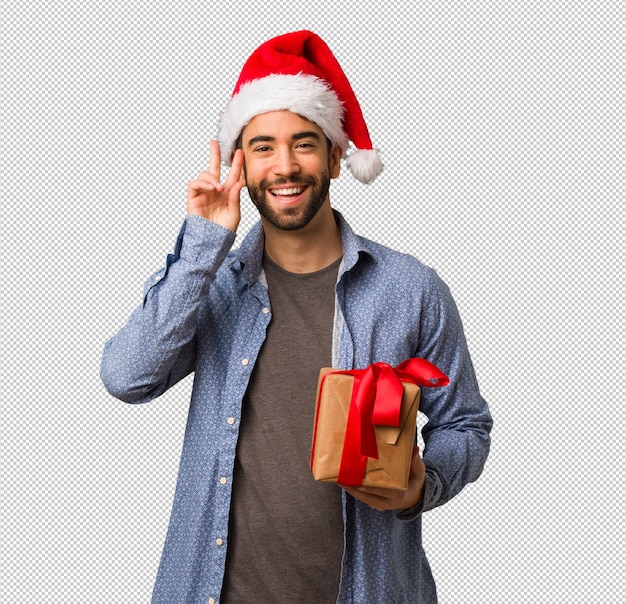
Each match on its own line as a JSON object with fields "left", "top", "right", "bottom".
{"left": 272, "top": 147, "right": 301, "bottom": 176}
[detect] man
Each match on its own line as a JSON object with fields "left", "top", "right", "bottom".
{"left": 101, "top": 31, "right": 492, "bottom": 603}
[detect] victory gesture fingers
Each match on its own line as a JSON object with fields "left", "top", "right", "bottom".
{"left": 187, "top": 140, "right": 245, "bottom": 232}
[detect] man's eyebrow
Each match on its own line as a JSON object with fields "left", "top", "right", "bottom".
{"left": 246, "top": 135, "right": 275, "bottom": 148}
{"left": 292, "top": 131, "right": 322, "bottom": 141}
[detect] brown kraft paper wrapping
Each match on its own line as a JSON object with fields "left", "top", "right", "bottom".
{"left": 310, "top": 368, "right": 420, "bottom": 490}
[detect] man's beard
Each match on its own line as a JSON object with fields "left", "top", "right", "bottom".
{"left": 246, "top": 172, "right": 331, "bottom": 232}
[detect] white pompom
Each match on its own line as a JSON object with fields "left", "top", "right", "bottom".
{"left": 345, "top": 149, "right": 384, "bottom": 184}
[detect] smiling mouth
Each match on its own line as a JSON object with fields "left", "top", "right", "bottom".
{"left": 269, "top": 186, "right": 307, "bottom": 197}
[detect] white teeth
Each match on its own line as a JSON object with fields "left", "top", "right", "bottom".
{"left": 271, "top": 187, "right": 304, "bottom": 196}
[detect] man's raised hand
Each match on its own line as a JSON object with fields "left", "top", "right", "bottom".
{"left": 186, "top": 140, "right": 244, "bottom": 232}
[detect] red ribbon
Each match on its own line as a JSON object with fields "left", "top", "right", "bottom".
{"left": 317, "top": 358, "right": 449, "bottom": 486}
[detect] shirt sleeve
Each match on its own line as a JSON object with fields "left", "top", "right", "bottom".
{"left": 100, "top": 215, "right": 236, "bottom": 404}
{"left": 400, "top": 268, "right": 493, "bottom": 518}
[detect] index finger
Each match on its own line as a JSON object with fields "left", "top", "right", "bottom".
{"left": 208, "top": 139, "right": 221, "bottom": 179}
{"left": 224, "top": 148, "right": 244, "bottom": 189}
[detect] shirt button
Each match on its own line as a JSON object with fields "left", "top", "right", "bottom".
{"left": 219, "top": 477, "right": 227, "bottom": 485}
{"left": 216, "top": 538, "right": 224, "bottom": 546}
{"left": 241, "top": 358, "right": 249, "bottom": 366}
{"left": 209, "top": 599, "right": 216, "bottom": 604}
{"left": 227, "top": 417, "right": 235, "bottom": 425}
{"left": 262, "top": 307, "right": 270, "bottom": 314}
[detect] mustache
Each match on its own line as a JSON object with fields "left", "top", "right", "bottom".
{"left": 259, "top": 175, "right": 318, "bottom": 189}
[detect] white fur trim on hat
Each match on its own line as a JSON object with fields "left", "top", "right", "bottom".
{"left": 218, "top": 73, "right": 349, "bottom": 162}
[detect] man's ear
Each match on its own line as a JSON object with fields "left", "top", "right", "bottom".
{"left": 330, "top": 145, "right": 342, "bottom": 179}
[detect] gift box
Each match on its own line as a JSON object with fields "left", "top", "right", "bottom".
{"left": 310, "top": 359, "right": 449, "bottom": 490}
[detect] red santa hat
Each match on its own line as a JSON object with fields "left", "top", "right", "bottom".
{"left": 218, "top": 30, "right": 383, "bottom": 184}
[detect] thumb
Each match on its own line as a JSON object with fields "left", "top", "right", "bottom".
{"left": 409, "top": 446, "right": 422, "bottom": 477}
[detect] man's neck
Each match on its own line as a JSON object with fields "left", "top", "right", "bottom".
{"left": 261, "top": 204, "right": 342, "bottom": 274}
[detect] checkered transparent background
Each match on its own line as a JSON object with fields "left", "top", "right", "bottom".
{"left": 2, "top": 2, "right": 624, "bottom": 602}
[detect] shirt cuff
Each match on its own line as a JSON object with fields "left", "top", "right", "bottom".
{"left": 178, "top": 215, "right": 236, "bottom": 266}
{"left": 396, "top": 465, "right": 442, "bottom": 521}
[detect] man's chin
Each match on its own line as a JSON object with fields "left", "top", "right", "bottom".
{"left": 260, "top": 210, "right": 315, "bottom": 232}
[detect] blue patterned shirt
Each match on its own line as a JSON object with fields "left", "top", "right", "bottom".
{"left": 100, "top": 212, "right": 492, "bottom": 603}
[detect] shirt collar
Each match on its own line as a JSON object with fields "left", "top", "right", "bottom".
{"left": 230, "top": 210, "right": 375, "bottom": 285}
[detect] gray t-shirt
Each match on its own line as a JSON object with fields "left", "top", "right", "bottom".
{"left": 221, "top": 254, "right": 344, "bottom": 603}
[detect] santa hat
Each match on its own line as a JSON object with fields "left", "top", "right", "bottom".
{"left": 218, "top": 30, "right": 383, "bottom": 184}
